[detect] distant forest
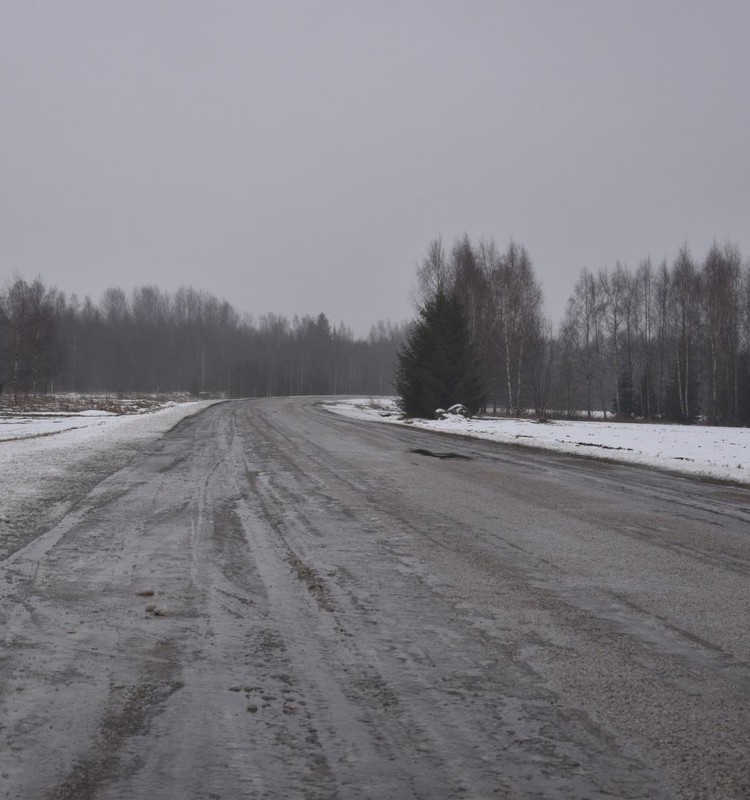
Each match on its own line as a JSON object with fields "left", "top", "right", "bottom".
{"left": 0, "top": 281, "right": 405, "bottom": 400}
{"left": 3, "top": 234, "right": 750, "bottom": 426}
{"left": 414, "top": 236, "right": 750, "bottom": 426}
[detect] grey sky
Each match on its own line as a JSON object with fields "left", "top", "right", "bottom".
{"left": 2, "top": 1, "right": 748, "bottom": 333}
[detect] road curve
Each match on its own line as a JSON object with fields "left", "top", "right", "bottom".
{"left": 1, "top": 398, "right": 749, "bottom": 799}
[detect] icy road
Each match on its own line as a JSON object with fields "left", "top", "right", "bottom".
{"left": 1, "top": 398, "right": 749, "bottom": 800}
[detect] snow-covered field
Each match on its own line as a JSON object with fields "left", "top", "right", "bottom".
{"left": 0, "top": 408, "right": 121, "bottom": 443}
{"left": 326, "top": 398, "right": 750, "bottom": 485}
{"left": 0, "top": 400, "right": 215, "bottom": 448}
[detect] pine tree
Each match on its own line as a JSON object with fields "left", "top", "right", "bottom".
{"left": 395, "top": 289, "right": 484, "bottom": 418}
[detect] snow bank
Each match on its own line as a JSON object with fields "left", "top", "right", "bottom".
{"left": 325, "top": 398, "right": 750, "bottom": 485}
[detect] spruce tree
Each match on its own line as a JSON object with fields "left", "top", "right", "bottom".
{"left": 395, "top": 289, "right": 484, "bottom": 418}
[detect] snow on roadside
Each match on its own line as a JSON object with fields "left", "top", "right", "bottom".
{"left": 0, "top": 412, "right": 116, "bottom": 442}
{"left": 0, "top": 401, "right": 220, "bottom": 558}
{"left": 325, "top": 398, "right": 750, "bottom": 485}
{"left": 0, "top": 401, "right": 215, "bottom": 447}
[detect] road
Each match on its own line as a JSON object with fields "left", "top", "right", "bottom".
{"left": 1, "top": 398, "right": 749, "bottom": 799}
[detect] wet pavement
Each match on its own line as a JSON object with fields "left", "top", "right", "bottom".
{"left": 1, "top": 398, "right": 749, "bottom": 799}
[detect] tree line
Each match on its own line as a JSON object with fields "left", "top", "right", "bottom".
{"left": 4, "top": 235, "right": 750, "bottom": 426}
{"left": 0, "top": 279, "right": 406, "bottom": 402}
{"left": 405, "top": 236, "right": 750, "bottom": 425}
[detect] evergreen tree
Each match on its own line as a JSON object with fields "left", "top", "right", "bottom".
{"left": 395, "top": 289, "right": 484, "bottom": 418}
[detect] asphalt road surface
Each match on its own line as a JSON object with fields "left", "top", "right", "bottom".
{"left": 1, "top": 398, "right": 749, "bottom": 800}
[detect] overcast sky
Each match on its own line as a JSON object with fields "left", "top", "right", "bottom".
{"left": 2, "top": 1, "right": 748, "bottom": 333}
